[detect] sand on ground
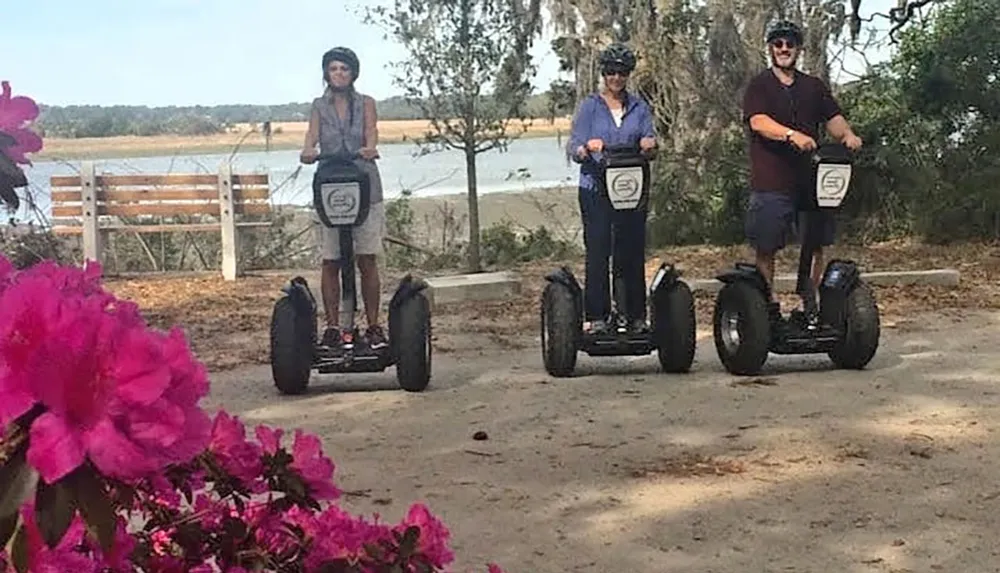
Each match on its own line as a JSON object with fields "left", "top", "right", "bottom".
{"left": 205, "top": 308, "right": 1000, "bottom": 572}
{"left": 101, "top": 241, "right": 1000, "bottom": 572}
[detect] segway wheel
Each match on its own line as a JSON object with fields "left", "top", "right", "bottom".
{"left": 653, "top": 281, "right": 697, "bottom": 373}
{"left": 713, "top": 281, "right": 770, "bottom": 376}
{"left": 394, "top": 292, "right": 432, "bottom": 392}
{"left": 540, "top": 281, "right": 578, "bottom": 377}
{"left": 270, "top": 296, "right": 314, "bottom": 395}
{"left": 828, "top": 281, "right": 880, "bottom": 369}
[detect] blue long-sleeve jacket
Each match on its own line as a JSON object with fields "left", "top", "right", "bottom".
{"left": 566, "top": 91, "right": 656, "bottom": 193}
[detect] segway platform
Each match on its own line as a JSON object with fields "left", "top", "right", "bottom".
{"left": 713, "top": 143, "right": 880, "bottom": 375}
{"left": 580, "top": 322, "right": 657, "bottom": 356}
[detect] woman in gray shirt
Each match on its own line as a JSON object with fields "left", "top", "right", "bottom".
{"left": 300, "top": 46, "right": 388, "bottom": 353}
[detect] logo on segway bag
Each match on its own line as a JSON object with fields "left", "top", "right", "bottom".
{"left": 319, "top": 182, "right": 362, "bottom": 226}
{"left": 605, "top": 166, "right": 644, "bottom": 210}
{"left": 815, "top": 163, "right": 852, "bottom": 208}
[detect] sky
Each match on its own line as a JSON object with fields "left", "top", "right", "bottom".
{"left": 4, "top": 0, "right": 900, "bottom": 108}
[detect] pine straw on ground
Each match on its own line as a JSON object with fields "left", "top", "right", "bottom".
{"left": 103, "top": 241, "right": 1000, "bottom": 372}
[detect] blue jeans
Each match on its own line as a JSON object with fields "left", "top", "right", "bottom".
{"left": 745, "top": 190, "right": 836, "bottom": 255}
{"left": 579, "top": 187, "right": 647, "bottom": 321}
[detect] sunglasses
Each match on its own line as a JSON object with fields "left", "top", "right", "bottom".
{"left": 770, "top": 39, "right": 799, "bottom": 49}
{"left": 603, "top": 70, "right": 629, "bottom": 78}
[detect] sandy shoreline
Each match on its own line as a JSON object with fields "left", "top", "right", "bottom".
{"left": 35, "top": 117, "right": 572, "bottom": 161}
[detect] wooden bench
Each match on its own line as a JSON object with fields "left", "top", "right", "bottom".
{"left": 50, "top": 161, "right": 272, "bottom": 280}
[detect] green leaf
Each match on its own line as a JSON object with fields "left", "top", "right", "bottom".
{"left": 397, "top": 526, "right": 420, "bottom": 559}
{"left": 0, "top": 512, "right": 19, "bottom": 550}
{"left": 0, "top": 441, "right": 33, "bottom": 522}
{"left": 68, "top": 466, "right": 116, "bottom": 553}
{"left": 34, "top": 479, "right": 78, "bottom": 549}
{"left": 9, "top": 524, "right": 28, "bottom": 573}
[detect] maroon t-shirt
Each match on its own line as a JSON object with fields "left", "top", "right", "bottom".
{"left": 742, "top": 68, "right": 842, "bottom": 195}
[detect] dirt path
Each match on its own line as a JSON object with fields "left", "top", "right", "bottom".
{"left": 205, "top": 309, "right": 1000, "bottom": 573}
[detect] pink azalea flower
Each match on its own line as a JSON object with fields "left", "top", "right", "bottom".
{"left": 144, "top": 555, "right": 188, "bottom": 573}
{"left": 254, "top": 424, "right": 340, "bottom": 501}
{"left": 191, "top": 493, "right": 231, "bottom": 530}
{"left": 0, "top": 270, "right": 77, "bottom": 425}
{"left": 398, "top": 503, "right": 455, "bottom": 568}
{"left": 290, "top": 429, "right": 340, "bottom": 501}
{"left": 0, "top": 255, "right": 12, "bottom": 287}
{"left": 12, "top": 503, "right": 103, "bottom": 573}
{"left": 0, "top": 261, "right": 212, "bottom": 483}
{"left": 255, "top": 424, "right": 283, "bottom": 455}
{"left": 208, "top": 411, "right": 265, "bottom": 490}
{"left": 143, "top": 474, "right": 183, "bottom": 510}
{"left": 240, "top": 503, "right": 298, "bottom": 556}
{"left": 0, "top": 81, "right": 43, "bottom": 165}
{"left": 303, "top": 505, "right": 394, "bottom": 570}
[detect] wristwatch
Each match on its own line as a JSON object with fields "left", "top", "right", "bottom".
{"left": 784, "top": 129, "right": 794, "bottom": 141}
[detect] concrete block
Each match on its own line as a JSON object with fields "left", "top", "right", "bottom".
{"left": 684, "top": 269, "right": 960, "bottom": 294}
{"left": 424, "top": 271, "right": 522, "bottom": 306}
{"left": 851, "top": 269, "right": 960, "bottom": 287}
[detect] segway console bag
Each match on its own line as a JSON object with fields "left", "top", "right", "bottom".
{"left": 313, "top": 153, "right": 371, "bottom": 234}
{"left": 600, "top": 144, "right": 651, "bottom": 212}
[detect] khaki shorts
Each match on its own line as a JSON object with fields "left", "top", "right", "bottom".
{"left": 318, "top": 201, "right": 386, "bottom": 261}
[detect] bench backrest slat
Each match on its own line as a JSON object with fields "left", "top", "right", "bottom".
{"left": 50, "top": 169, "right": 272, "bottom": 221}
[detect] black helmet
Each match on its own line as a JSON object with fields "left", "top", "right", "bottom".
{"left": 765, "top": 20, "right": 803, "bottom": 45}
{"left": 322, "top": 47, "right": 360, "bottom": 80}
{"left": 598, "top": 42, "right": 637, "bottom": 74}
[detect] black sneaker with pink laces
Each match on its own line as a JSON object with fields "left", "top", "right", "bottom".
{"left": 365, "top": 324, "right": 388, "bottom": 351}
{"left": 321, "top": 326, "right": 344, "bottom": 356}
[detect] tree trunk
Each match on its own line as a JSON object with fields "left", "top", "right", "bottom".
{"left": 464, "top": 145, "right": 481, "bottom": 273}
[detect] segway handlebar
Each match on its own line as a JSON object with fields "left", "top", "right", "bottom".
{"left": 807, "top": 142, "right": 855, "bottom": 164}
{"left": 596, "top": 143, "right": 658, "bottom": 167}
{"left": 301, "top": 150, "right": 381, "bottom": 165}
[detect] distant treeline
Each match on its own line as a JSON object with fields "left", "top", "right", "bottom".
{"left": 35, "top": 91, "right": 571, "bottom": 139}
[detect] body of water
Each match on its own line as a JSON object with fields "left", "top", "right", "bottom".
{"left": 18, "top": 136, "right": 580, "bottom": 224}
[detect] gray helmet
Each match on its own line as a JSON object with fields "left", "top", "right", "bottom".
{"left": 765, "top": 20, "right": 803, "bottom": 45}
{"left": 322, "top": 47, "right": 360, "bottom": 80}
{"left": 598, "top": 42, "right": 637, "bottom": 74}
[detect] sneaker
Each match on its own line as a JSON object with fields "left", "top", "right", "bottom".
{"left": 586, "top": 319, "right": 609, "bottom": 335}
{"left": 365, "top": 325, "right": 388, "bottom": 350}
{"left": 321, "top": 326, "right": 344, "bottom": 355}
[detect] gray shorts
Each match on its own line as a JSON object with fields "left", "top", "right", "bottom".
{"left": 745, "top": 191, "right": 835, "bottom": 255}
{"left": 318, "top": 201, "right": 386, "bottom": 261}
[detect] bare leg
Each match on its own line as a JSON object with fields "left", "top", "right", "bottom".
{"left": 321, "top": 260, "right": 341, "bottom": 327}
{"left": 754, "top": 249, "right": 777, "bottom": 302}
{"left": 357, "top": 254, "right": 381, "bottom": 327}
{"left": 811, "top": 247, "right": 825, "bottom": 297}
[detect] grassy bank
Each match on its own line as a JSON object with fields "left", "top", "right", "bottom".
{"left": 35, "top": 117, "right": 573, "bottom": 161}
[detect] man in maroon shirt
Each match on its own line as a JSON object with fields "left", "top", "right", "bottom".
{"left": 742, "top": 20, "right": 863, "bottom": 303}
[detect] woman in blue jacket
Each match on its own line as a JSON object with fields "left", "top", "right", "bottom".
{"left": 567, "top": 42, "right": 657, "bottom": 336}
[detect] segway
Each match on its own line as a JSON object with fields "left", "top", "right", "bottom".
{"left": 541, "top": 143, "right": 696, "bottom": 377}
{"left": 712, "top": 142, "right": 880, "bottom": 376}
{"left": 269, "top": 151, "right": 432, "bottom": 394}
